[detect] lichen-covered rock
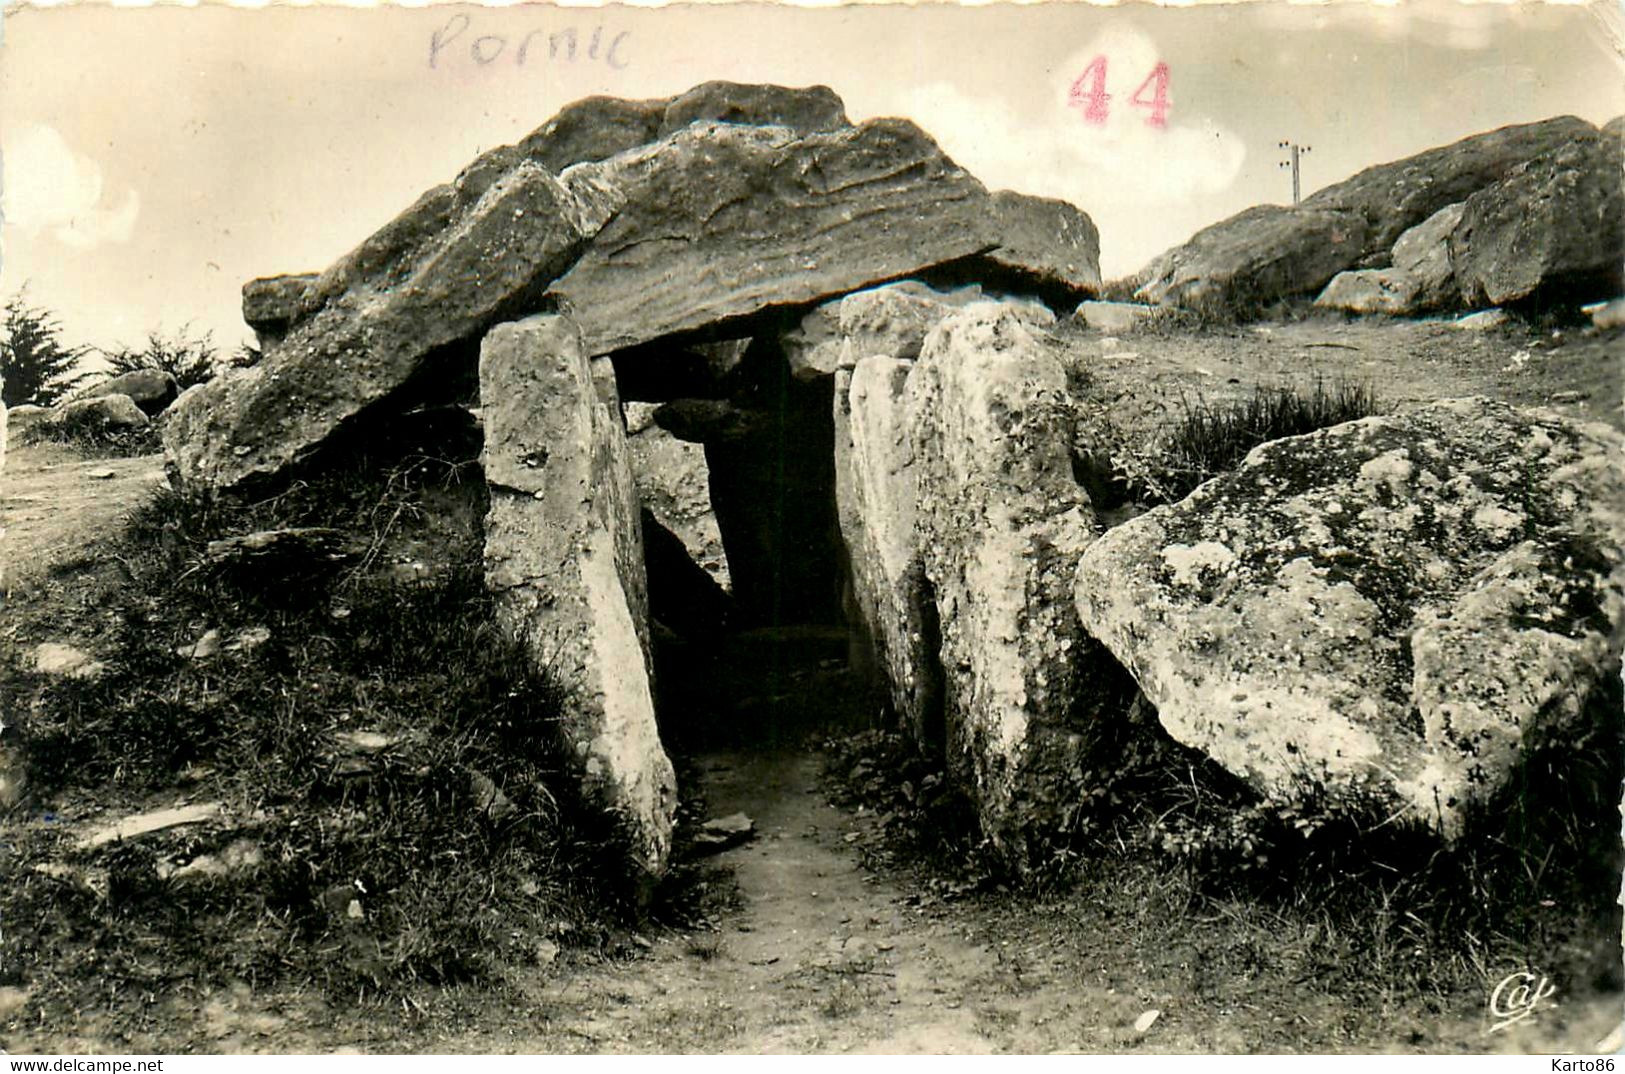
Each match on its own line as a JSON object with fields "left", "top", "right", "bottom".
{"left": 1074, "top": 398, "right": 1625, "bottom": 837}
{"left": 834, "top": 357, "right": 941, "bottom": 748}
{"left": 242, "top": 273, "right": 318, "bottom": 341}
{"left": 1314, "top": 268, "right": 1422, "bottom": 315}
{"left": 904, "top": 303, "right": 1109, "bottom": 864}
{"left": 1451, "top": 132, "right": 1625, "bottom": 307}
{"left": 1390, "top": 202, "right": 1465, "bottom": 311}
{"left": 1135, "top": 205, "right": 1368, "bottom": 316}
{"left": 545, "top": 119, "right": 1000, "bottom": 356}
{"left": 44, "top": 394, "right": 150, "bottom": 435}
{"left": 480, "top": 314, "right": 675, "bottom": 881}
{"left": 165, "top": 163, "right": 595, "bottom": 493}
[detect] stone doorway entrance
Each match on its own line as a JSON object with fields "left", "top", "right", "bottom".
{"left": 620, "top": 332, "right": 872, "bottom": 754}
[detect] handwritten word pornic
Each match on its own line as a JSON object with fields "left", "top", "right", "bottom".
{"left": 430, "top": 15, "right": 630, "bottom": 71}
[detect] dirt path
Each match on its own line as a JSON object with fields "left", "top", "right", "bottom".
{"left": 1, "top": 442, "right": 167, "bottom": 591}
{"left": 496, "top": 750, "right": 1099, "bottom": 1054}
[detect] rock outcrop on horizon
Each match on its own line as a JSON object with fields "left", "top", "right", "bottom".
{"left": 1140, "top": 115, "right": 1603, "bottom": 317}
{"left": 1451, "top": 130, "right": 1624, "bottom": 308}
{"left": 1074, "top": 398, "right": 1625, "bottom": 837}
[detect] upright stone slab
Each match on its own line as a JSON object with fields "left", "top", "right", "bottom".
{"left": 904, "top": 303, "right": 1112, "bottom": 865}
{"left": 481, "top": 314, "right": 676, "bottom": 881}
{"left": 165, "top": 163, "right": 596, "bottom": 492}
{"left": 834, "top": 357, "right": 942, "bottom": 750}
{"left": 1390, "top": 202, "right": 1465, "bottom": 311}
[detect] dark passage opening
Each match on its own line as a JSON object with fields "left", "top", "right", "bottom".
{"left": 630, "top": 335, "right": 872, "bottom": 752}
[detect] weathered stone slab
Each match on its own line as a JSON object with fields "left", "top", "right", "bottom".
{"left": 1305, "top": 115, "right": 1598, "bottom": 254}
{"left": 1136, "top": 205, "right": 1368, "bottom": 316}
{"left": 242, "top": 273, "right": 318, "bottom": 337}
{"left": 658, "top": 81, "right": 850, "bottom": 138}
{"left": 546, "top": 119, "right": 1000, "bottom": 357}
{"left": 1314, "top": 267, "right": 1423, "bottom": 315}
{"left": 481, "top": 314, "right": 675, "bottom": 880}
{"left": 77, "top": 802, "right": 226, "bottom": 851}
{"left": 983, "top": 189, "right": 1102, "bottom": 299}
{"left": 1452, "top": 132, "right": 1625, "bottom": 307}
{"left": 1390, "top": 202, "right": 1465, "bottom": 311}
{"left": 904, "top": 303, "right": 1106, "bottom": 864}
{"left": 783, "top": 281, "right": 983, "bottom": 381}
{"left": 166, "top": 163, "right": 595, "bottom": 492}
{"left": 84, "top": 369, "right": 180, "bottom": 417}
{"left": 1074, "top": 398, "right": 1625, "bottom": 838}
{"left": 1073, "top": 300, "right": 1156, "bottom": 333}
{"left": 834, "top": 356, "right": 941, "bottom": 749}
{"left": 517, "top": 96, "right": 669, "bottom": 173}
{"left": 45, "top": 394, "right": 151, "bottom": 436}
{"left": 628, "top": 419, "right": 730, "bottom": 590}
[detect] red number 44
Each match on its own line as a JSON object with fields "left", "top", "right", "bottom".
{"left": 1069, "top": 56, "right": 1170, "bottom": 129}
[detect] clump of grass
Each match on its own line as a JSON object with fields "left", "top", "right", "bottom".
{"left": 17, "top": 410, "right": 162, "bottom": 457}
{"left": 1080, "top": 378, "right": 1383, "bottom": 509}
{"left": 0, "top": 445, "right": 639, "bottom": 1021}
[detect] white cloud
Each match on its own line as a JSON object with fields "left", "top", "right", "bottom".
{"left": 895, "top": 25, "right": 1245, "bottom": 279}
{"left": 2, "top": 124, "right": 140, "bottom": 249}
{"left": 900, "top": 25, "right": 1245, "bottom": 210}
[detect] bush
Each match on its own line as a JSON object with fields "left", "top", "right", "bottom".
{"left": 101, "top": 325, "right": 219, "bottom": 389}
{"left": 1, "top": 293, "right": 92, "bottom": 407}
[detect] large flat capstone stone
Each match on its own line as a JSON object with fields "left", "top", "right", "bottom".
{"left": 545, "top": 118, "right": 1001, "bottom": 356}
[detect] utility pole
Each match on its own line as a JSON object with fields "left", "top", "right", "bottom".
{"left": 1278, "top": 141, "right": 1311, "bottom": 204}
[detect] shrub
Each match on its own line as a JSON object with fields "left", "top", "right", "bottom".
{"left": 101, "top": 325, "right": 219, "bottom": 389}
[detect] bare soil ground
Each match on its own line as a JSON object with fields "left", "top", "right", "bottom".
{"left": 1067, "top": 312, "right": 1622, "bottom": 436}
{"left": 2, "top": 314, "right": 1621, "bottom": 1054}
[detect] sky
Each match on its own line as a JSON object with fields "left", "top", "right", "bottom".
{"left": 1, "top": 1, "right": 1622, "bottom": 356}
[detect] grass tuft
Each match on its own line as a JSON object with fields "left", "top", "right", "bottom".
{"left": 1076, "top": 378, "right": 1383, "bottom": 510}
